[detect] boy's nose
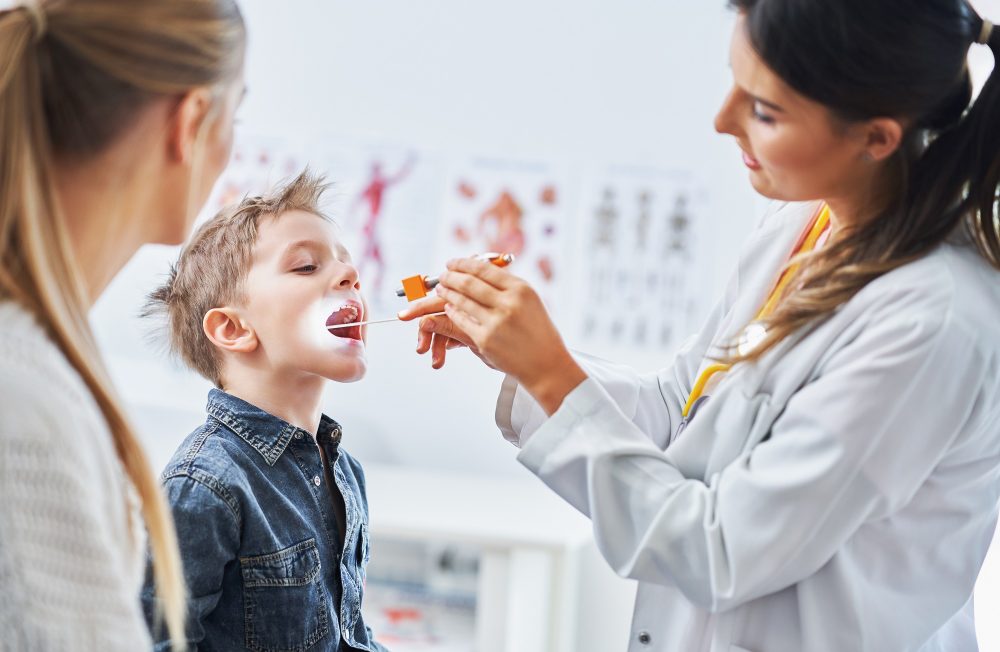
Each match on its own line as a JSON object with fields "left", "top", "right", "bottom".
{"left": 332, "top": 263, "right": 360, "bottom": 289}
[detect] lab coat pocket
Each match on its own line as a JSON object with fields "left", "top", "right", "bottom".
{"left": 729, "top": 646, "right": 755, "bottom": 652}
{"left": 739, "top": 393, "right": 774, "bottom": 453}
{"left": 704, "top": 392, "right": 772, "bottom": 476}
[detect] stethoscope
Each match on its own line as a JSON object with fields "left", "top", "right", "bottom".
{"left": 680, "top": 204, "right": 832, "bottom": 419}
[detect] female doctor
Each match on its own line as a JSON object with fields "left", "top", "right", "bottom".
{"left": 400, "top": 1, "right": 1000, "bottom": 650}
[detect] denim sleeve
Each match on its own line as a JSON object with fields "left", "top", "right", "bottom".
{"left": 142, "top": 472, "right": 240, "bottom": 650}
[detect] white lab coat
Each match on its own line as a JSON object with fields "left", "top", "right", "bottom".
{"left": 496, "top": 201, "right": 1000, "bottom": 652}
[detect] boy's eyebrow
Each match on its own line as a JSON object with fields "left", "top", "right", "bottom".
{"left": 281, "top": 239, "right": 353, "bottom": 263}
{"left": 281, "top": 238, "right": 351, "bottom": 263}
{"left": 281, "top": 240, "right": 325, "bottom": 258}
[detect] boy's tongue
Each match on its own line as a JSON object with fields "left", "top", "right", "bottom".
{"left": 326, "top": 304, "right": 362, "bottom": 340}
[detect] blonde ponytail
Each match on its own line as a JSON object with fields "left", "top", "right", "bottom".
{"left": 0, "top": 2, "right": 245, "bottom": 649}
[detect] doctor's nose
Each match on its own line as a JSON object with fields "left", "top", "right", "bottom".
{"left": 714, "top": 86, "right": 741, "bottom": 137}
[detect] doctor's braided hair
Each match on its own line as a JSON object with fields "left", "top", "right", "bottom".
{"left": 726, "top": 0, "right": 1000, "bottom": 363}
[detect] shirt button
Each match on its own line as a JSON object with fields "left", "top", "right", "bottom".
{"left": 637, "top": 631, "right": 652, "bottom": 645}
{"left": 313, "top": 475, "right": 321, "bottom": 487}
{"left": 294, "top": 432, "right": 304, "bottom": 440}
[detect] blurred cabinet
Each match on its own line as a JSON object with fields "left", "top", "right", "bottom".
{"left": 362, "top": 465, "right": 637, "bottom": 652}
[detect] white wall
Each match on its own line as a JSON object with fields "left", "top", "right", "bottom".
{"left": 93, "top": 0, "right": 755, "bottom": 474}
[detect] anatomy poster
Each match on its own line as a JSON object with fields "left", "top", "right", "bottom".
{"left": 437, "top": 157, "right": 572, "bottom": 319}
{"left": 570, "top": 165, "right": 707, "bottom": 360}
{"left": 207, "top": 131, "right": 305, "bottom": 218}
{"left": 307, "top": 140, "right": 445, "bottom": 310}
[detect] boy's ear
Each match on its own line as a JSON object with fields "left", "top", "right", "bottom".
{"left": 203, "top": 307, "right": 258, "bottom": 354}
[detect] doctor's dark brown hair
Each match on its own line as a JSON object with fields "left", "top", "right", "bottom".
{"left": 0, "top": 1, "right": 245, "bottom": 648}
{"left": 726, "top": 0, "right": 1000, "bottom": 362}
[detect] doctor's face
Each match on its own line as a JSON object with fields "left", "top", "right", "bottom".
{"left": 713, "top": 18, "right": 872, "bottom": 204}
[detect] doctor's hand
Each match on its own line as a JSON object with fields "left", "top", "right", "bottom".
{"left": 398, "top": 295, "right": 481, "bottom": 369}
{"left": 431, "top": 257, "right": 587, "bottom": 414}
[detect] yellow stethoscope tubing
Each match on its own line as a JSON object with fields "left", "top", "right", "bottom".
{"left": 680, "top": 204, "right": 831, "bottom": 418}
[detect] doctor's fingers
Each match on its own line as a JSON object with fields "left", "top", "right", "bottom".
{"left": 397, "top": 294, "right": 446, "bottom": 321}
{"left": 435, "top": 285, "right": 492, "bottom": 325}
{"left": 416, "top": 327, "right": 433, "bottom": 354}
{"left": 431, "top": 332, "right": 450, "bottom": 369}
{"left": 428, "top": 325, "right": 497, "bottom": 371}
{"left": 437, "top": 270, "right": 502, "bottom": 307}
{"left": 446, "top": 256, "right": 515, "bottom": 290}
{"left": 443, "top": 304, "right": 488, "bottom": 349}
{"left": 419, "top": 314, "right": 476, "bottom": 349}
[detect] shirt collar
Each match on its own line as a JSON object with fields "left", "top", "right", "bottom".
{"left": 205, "top": 388, "right": 343, "bottom": 465}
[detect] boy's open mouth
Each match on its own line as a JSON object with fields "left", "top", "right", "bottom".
{"left": 326, "top": 300, "right": 364, "bottom": 341}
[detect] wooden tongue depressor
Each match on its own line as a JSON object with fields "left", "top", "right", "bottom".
{"left": 326, "top": 311, "right": 447, "bottom": 331}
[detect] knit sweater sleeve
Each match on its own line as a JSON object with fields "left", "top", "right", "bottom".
{"left": 0, "top": 349, "right": 152, "bottom": 650}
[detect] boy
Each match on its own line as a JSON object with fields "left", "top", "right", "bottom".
{"left": 141, "top": 171, "right": 385, "bottom": 652}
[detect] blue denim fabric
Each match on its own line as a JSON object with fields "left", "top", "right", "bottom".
{"left": 142, "top": 389, "right": 385, "bottom": 652}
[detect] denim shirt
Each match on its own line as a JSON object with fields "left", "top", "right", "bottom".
{"left": 142, "top": 389, "right": 384, "bottom": 652}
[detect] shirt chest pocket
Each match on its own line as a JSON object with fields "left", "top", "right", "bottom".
{"left": 240, "top": 538, "right": 330, "bottom": 652}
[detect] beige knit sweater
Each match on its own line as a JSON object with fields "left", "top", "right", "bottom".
{"left": 0, "top": 302, "right": 150, "bottom": 651}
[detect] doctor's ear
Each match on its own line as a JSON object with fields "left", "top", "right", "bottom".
{"left": 859, "top": 117, "right": 904, "bottom": 163}
{"left": 204, "top": 307, "right": 258, "bottom": 354}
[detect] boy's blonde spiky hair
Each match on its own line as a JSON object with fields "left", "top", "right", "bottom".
{"left": 144, "top": 169, "right": 332, "bottom": 387}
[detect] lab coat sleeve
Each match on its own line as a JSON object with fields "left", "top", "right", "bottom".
{"left": 496, "top": 354, "right": 674, "bottom": 449}
{"left": 496, "top": 273, "right": 738, "bottom": 449}
{"left": 515, "top": 297, "right": 988, "bottom": 612}
{"left": 496, "top": 201, "right": 797, "bottom": 449}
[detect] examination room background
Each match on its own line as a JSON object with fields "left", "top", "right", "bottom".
{"left": 53, "top": 0, "right": 1000, "bottom": 647}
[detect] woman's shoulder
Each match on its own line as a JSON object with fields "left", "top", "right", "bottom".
{"left": 846, "top": 238, "right": 1000, "bottom": 355}
{"left": 0, "top": 301, "right": 121, "bottom": 490}
{"left": 0, "top": 301, "right": 93, "bottom": 400}
{"left": 0, "top": 304, "right": 145, "bottom": 643}
{"left": 751, "top": 207, "right": 1000, "bottom": 335}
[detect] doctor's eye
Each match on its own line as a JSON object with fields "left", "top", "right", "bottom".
{"left": 752, "top": 101, "right": 776, "bottom": 124}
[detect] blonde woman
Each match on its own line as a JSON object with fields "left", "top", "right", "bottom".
{"left": 0, "top": 1, "right": 245, "bottom": 649}
{"left": 403, "top": 0, "right": 1000, "bottom": 650}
